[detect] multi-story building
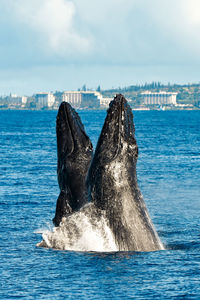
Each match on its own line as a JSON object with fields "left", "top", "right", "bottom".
{"left": 62, "top": 91, "right": 82, "bottom": 107}
{"left": 62, "top": 91, "right": 103, "bottom": 108}
{"left": 141, "top": 91, "right": 177, "bottom": 105}
{"left": 35, "top": 93, "right": 55, "bottom": 109}
{"left": 100, "top": 97, "right": 113, "bottom": 108}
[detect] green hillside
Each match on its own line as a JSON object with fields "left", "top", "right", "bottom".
{"left": 102, "top": 82, "right": 200, "bottom": 107}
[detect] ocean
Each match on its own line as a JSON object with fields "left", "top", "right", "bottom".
{"left": 0, "top": 109, "right": 199, "bottom": 299}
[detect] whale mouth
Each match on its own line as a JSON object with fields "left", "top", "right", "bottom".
{"left": 56, "top": 102, "right": 93, "bottom": 157}
{"left": 94, "top": 94, "right": 138, "bottom": 164}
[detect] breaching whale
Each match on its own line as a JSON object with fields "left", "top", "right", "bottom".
{"left": 53, "top": 102, "right": 93, "bottom": 226}
{"left": 87, "top": 94, "right": 164, "bottom": 251}
{"left": 38, "top": 95, "right": 164, "bottom": 252}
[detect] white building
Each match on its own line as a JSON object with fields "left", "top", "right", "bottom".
{"left": 141, "top": 91, "right": 177, "bottom": 105}
{"left": 35, "top": 93, "right": 55, "bottom": 109}
{"left": 62, "top": 91, "right": 82, "bottom": 107}
{"left": 62, "top": 91, "right": 114, "bottom": 108}
{"left": 21, "top": 96, "right": 27, "bottom": 106}
{"left": 62, "top": 91, "right": 103, "bottom": 108}
{"left": 100, "top": 97, "right": 113, "bottom": 108}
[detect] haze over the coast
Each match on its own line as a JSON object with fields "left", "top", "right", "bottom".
{"left": 1, "top": 0, "right": 200, "bottom": 95}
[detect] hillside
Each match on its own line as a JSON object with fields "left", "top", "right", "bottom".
{"left": 102, "top": 82, "right": 200, "bottom": 107}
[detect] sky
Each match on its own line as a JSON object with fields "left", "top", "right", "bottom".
{"left": 1, "top": 0, "right": 200, "bottom": 95}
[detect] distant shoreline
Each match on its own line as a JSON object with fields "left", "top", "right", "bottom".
{"left": 0, "top": 107, "right": 199, "bottom": 111}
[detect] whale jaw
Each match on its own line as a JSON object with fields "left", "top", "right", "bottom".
{"left": 56, "top": 101, "right": 93, "bottom": 191}
{"left": 87, "top": 94, "right": 164, "bottom": 252}
{"left": 53, "top": 102, "right": 93, "bottom": 227}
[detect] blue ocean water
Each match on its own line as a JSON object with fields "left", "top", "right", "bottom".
{"left": 0, "top": 109, "right": 200, "bottom": 299}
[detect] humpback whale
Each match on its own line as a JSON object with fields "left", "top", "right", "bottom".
{"left": 53, "top": 102, "right": 93, "bottom": 226}
{"left": 87, "top": 94, "right": 164, "bottom": 251}
{"left": 38, "top": 95, "right": 163, "bottom": 252}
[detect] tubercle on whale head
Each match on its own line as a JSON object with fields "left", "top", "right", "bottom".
{"left": 56, "top": 101, "right": 93, "bottom": 158}
{"left": 93, "top": 94, "right": 138, "bottom": 165}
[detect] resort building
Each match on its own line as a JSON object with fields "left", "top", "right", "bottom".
{"left": 100, "top": 97, "right": 113, "bottom": 108}
{"left": 141, "top": 91, "right": 177, "bottom": 105}
{"left": 62, "top": 91, "right": 103, "bottom": 109}
{"left": 35, "top": 93, "right": 55, "bottom": 109}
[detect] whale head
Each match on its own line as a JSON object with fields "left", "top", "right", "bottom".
{"left": 56, "top": 101, "right": 93, "bottom": 203}
{"left": 88, "top": 94, "right": 138, "bottom": 209}
{"left": 53, "top": 102, "right": 93, "bottom": 226}
{"left": 91, "top": 94, "right": 138, "bottom": 167}
{"left": 57, "top": 102, "right": 93, "bottom": 161}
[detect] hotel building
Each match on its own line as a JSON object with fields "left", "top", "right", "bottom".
{"left": 35, "top": 93, "right": 55, "bottom": 109}
{"left": 141, "top": 91, "right": 177, "bottom": 105}
{"left": 62, "top": 91, "right": 103, "bottom": 108}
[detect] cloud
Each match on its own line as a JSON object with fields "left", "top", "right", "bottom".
{"left": 74, "top": 0, "right": 200, "bottom": 65}
{"left": 132, "top": 0, "right": 200, "bottom": 62}
{"left": 2, "top": 0, "right": 91, "bottom": 56}
{"left": 2, "top": 0, "right": 200, "bottom": 65}
{"left": 1, "top": 0, "right": 200, "bottom": 95}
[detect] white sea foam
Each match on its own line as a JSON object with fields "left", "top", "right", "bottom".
{"left": 37, "top": 204, "right": 118, "bottom": 252}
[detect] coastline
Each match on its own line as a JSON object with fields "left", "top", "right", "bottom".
{"left": 0, "top": 107, "right": 199, "bottom": 111}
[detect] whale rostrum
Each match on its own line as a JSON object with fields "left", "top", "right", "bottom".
{"left": 40, "top": 95, "right": 164, "bottom": 252}
{"left": 53, "top": 102, "right": 93, "bottom": 227}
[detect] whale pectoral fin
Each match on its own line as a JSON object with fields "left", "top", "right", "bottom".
{"left": 53, "top": 190, "right": 73, "bottom": 227}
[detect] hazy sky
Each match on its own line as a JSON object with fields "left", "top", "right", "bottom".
{"left": 1, "top": 0, "right": 200, "bottom": 95}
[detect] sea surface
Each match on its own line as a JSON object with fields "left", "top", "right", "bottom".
{"left": 0, "top": 109, "right": 199, "bottom": 299}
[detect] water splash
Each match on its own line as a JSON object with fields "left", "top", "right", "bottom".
{"left": 36, "top": 201, "right": 164, "bottom": 252}
{"left": 37, "top": 204, "right": 118, "bottom": 252}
